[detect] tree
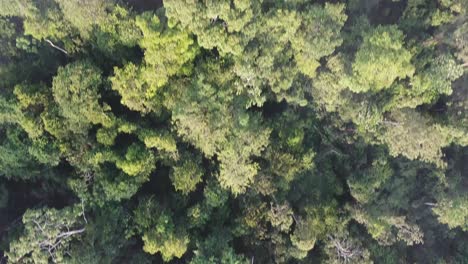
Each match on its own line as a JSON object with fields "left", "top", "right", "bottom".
{"left": 347, "top": 25, "right": 415, "bottom": 93}
{"left": 289, "top": 202, "right": 344, "bottom": 260}
{"left": 167, "top": 59, "right": 270, "bottom": 194}
{"left": 348, "top": 156, "right": 393, "bottom": 204}
{"left": 170, "top": 154, "right": 204, "bottom": 195}
{"left": 0, "top": 126, "right": 44, "bottom": 180}
{"left": 381, "top": 109, "right": 452, "bottom": 167}
{"left": 324, "top": 233, "right": 372, "bottom": 264}
{"left": 0, "top": 17, "right": 18, "bottom": 59}
{"left": 55, "top": 0, "right": 113, "bottom": 38}
{"left": 190, "top": 230, "right": 248, "bottom": 264}
{"left": 6, "top": 204, "right": 87, "bottom": 263}
{"left": 133, "top": 197, "right": 189, "bottom": 261}
{"left": 164, "top": 0, "right": 259, "bottom": 56}
{"left": 389, "top": 54, "right": 463, "bottom": 109}
{"left": 92, "top": 5, "right": 142, "bottom": 59}
{"left": 66, "top": 205, "right": 136, "bottom": 264}
{"left": 52, "top": 60, "right": 113, "bottom": 133}
{"left": 115, "top": 143, "right": 156, "bottom": 177}
{"left": 350, "top": 206, "right": 424, "bottom": 246}
{"left": 110, "top": 11, "right": 198, "bottom": 113}
{"left": 432, "top": 195, "right": 468, "bottom": 231}
{"left": 290, "top": 3, "right": 347, "bottom": 78}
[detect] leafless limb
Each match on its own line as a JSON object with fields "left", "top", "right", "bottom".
{"left": 38, "top": 227, "right": 86, "bottom": 262}
{"left": 292, "top": 214, "right": 299, "bottom": 224}
{"left": 81, "top": 200, "right": 88, "bottom": 224}
{"left": 382, "top": 120, "right": 401, "bottom": 126}
{"left": 45, "top": 39, "right": 69, "bottom": 55}
{"left": 210, "top": 16, "right": 218, "bottom": 24}
{"left": 328, "top": 235, "right": 363, "bottom": 263}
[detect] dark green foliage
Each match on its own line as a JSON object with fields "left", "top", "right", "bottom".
{"left": 1, "top": 1, "right": 467, "bottom": 263}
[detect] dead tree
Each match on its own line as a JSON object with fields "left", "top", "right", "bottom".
{"left": 327, "top": 235, "right": 363, "bottom": 263}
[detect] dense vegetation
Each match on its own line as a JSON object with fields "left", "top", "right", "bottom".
{"left": 0, "top": 0, "right": 467, "bottom": 263}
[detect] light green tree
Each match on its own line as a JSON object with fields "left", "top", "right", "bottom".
{"left": 52, "top": 60, "right": 113, "bottom": 133}
{"left": 111, "top": 11, "right": 198, "bottom": 113}
{"left": 55, "top": 0, "right": 113, "bottom": 38}
{"left": 348, "top": 25, "right": 415, "bottom": 93}
{"left": 170, "top": 155, "right": 204, "bottom": 195}
{"left": 133, "top": 197, "right": 189, "bottom": 261}
{"left": 433, "top": 195, "right": 468, "bottom": 231}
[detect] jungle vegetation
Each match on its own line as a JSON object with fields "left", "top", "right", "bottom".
{"left": 0, "top": 0, "right": 467, "bottom": 263}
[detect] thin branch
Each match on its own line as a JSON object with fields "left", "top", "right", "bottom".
{"left": 45, "top": 39, "right": 69, "bottom": 55}
{"left": 292, "top": 214, "right": 299, "bottom": 224}
{"left": 54, "top": 227, "right": 86, "bottom": 241}
{"left": 382, "top": 120, "right": 401, "bottom": 126}
{"left": 81, "top": 200, "right": 88, "bottom": 224}
{"left": 33, "top": 220, "right": 46, "bottom": 234}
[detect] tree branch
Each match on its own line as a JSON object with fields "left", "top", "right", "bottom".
{"left": 54, "top": 227, "right": 86, "bottom": 241}
{"left": 45, "top": 39, "right": 69, "bottom": 55}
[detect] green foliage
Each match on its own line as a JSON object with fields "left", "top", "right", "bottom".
{"left": 0, "top": 127, "right": 43, "bottom": 179}
{"left": 433, "top": 195, "right": 468, "bottom": 231}
{"left": 134, "top": 197, "right": 189, "bottom": 261}
{"left": 168, "top": 60, "right": 271, "bottom": 194}
{"left": 290, "top": 202, "right": 344, "bottom": 258}
{"left": 0, "top": 17, "right": 18, "bottom": 58}
{"left": 115, "top": 143, "right": 156, "bottom": 177}
{"left": 348, "top": 25, "right": 415, "bottom": 93}
{"left": 170, "top": 155, "right": 204, "bottom": 195}
{"left": 138, "top": 128, "right": 177, "bottom": 153}
{"left": 136, "top": 11, "right": 198, "bottom": 87}
{"left": 381, "top": 109, "right": 452, "bottom": 167}
{"left": 110, "top": 10, "right": 198, "bottom": 113}
{"left": 390, "top": 54, "right": 463, "bottom": 108}
{"left": 291, "top": 3, "right": 347, "bottom": 78}
{"left": 55, "top": 0, "right": 112, "bottom": 38}
{"left": 1, "top": 2, "right": 468, "bottom": 264}
{"left": 6, "top": 205, "right": 86, "bottom": 263}
{"left": 52, "top": 60, "right": 113, "bottom": 132}
{"left": 348, "top": 157, "right": 393, "bottom": 204}
{"left": 93, "top": 5, "right": 141, "bottom": 57}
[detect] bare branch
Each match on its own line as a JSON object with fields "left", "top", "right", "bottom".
{"left": 328, "top": 235, "right": 363, "bottom": 263}
{"left": 81, "top": 200, "right": 88, "bottom": 224}
{"left": 45, "top": 39, "right": 69, "bottom": 55}
{"left": 382, "top": 120, "right": 401, "bottom": 126}
{"left": 54, "top": 227, "right": 86, "bottom": 241}
{"left": 33, "top": 220, "right": 46, "bottom": 234}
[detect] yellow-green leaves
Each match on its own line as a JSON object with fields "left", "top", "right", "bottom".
{"left": 433, "top": 195, "right": 468, "bottom": 231}
{"left": 134, "top": 198, "right": 189, "bottom": 261}
{"left": 349, "top": 25, "right": 415, "bottom": 93}
{"left": 52, "top": 61, "right": 113, "bottom": 132}
{"left": 170, "top": 156, "right": 204, "bottom": 195}
{"left": 291, "top": 3, "right": 347, "bottom": 78}
{"left": 116, "top": 143, "right": 156, "bottom": 177}
{"left": 111, "top": 11, "right": 198, "bottom": 114}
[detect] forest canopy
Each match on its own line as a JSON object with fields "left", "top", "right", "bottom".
{"left": 0, "top": 0, "right": 467, "bottom": 263}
